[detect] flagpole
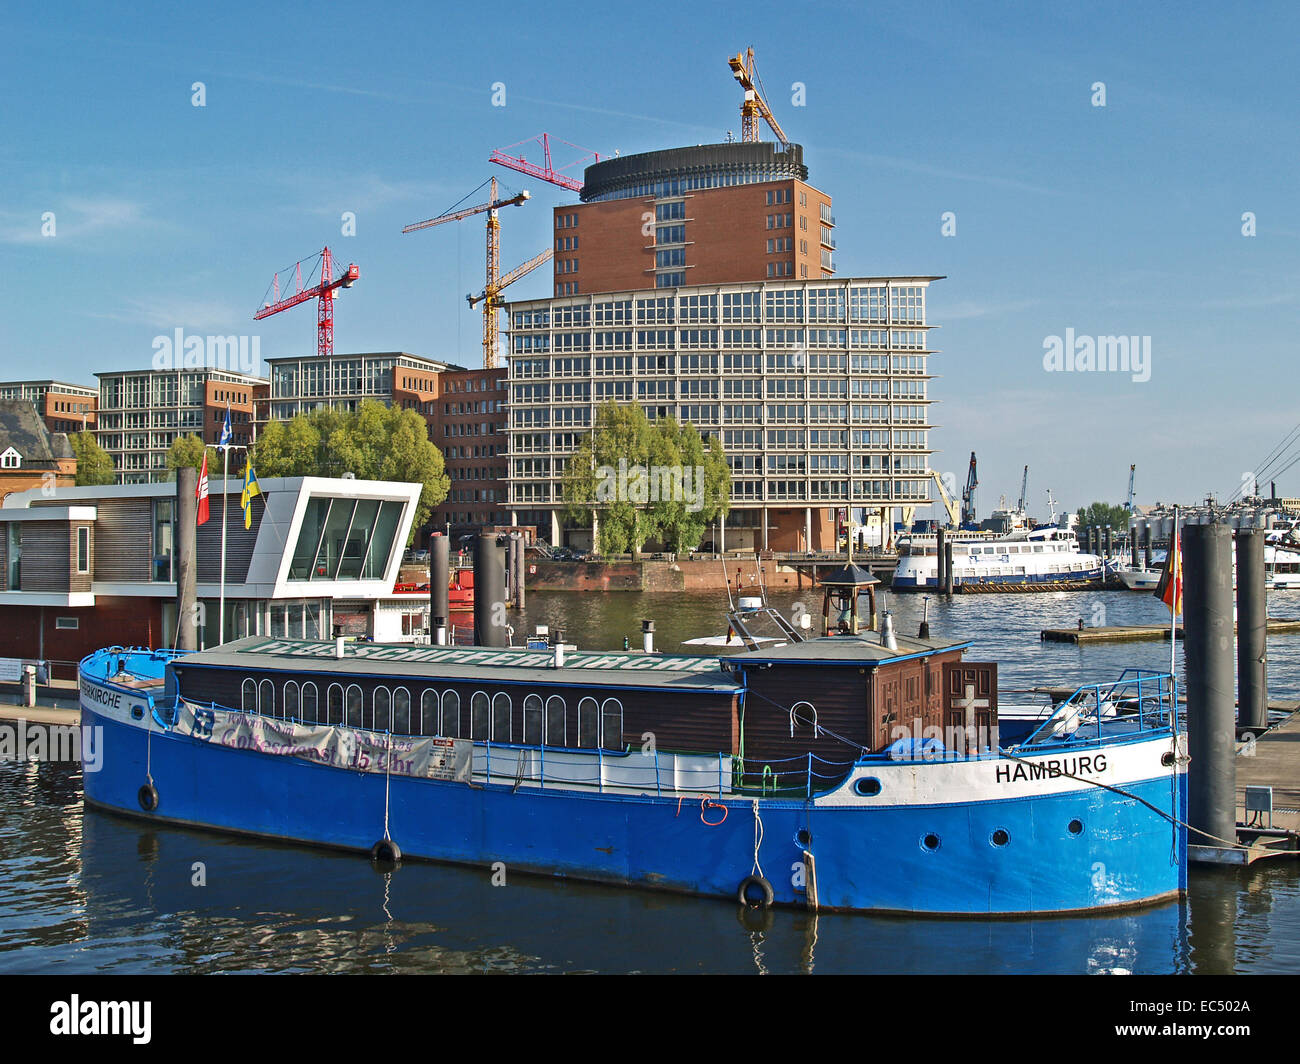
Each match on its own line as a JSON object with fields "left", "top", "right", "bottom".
{"left": 219, "top": 445, "right": 228, "bottom": 646}
{"left": 1170, "top": 505, "right": 1179, "bottom": 714}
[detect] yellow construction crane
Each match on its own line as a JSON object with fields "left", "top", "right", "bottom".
{"left": 403, "top": 177, "right": 540, "bottom": 369}
{"left": 468, "top": 246, "right": 555, "bottom": 350}
{"left": 727, "top": 47, "right": 790, "bottom": 147}
{"left": 930, "top": 471, "right": 961, "bottom": 527}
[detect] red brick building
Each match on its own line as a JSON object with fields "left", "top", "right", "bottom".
{"left": 0, "top": 380, "right": 98, "bottom": 435}
{"left": 425, "top": 367, "right": 508, "bottom": 532}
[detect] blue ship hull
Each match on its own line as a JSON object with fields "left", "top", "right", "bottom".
{"left": 81, "top": 704, "right": 1188, "bottom": 916}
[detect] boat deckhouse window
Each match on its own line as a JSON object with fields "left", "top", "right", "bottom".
{"left": 523, "top": 695, "right": 543, "bottom": 745}
{"left": 374, "top": 686, "right": 391, "bottom": 732}
{"left": 441, "top": 690, "right": 461, "bottom": 738}
{"left": 345, "top": 684, "right": 363, "bottom": 728}
{"left": 327, "top": 684, "right": 345, "bottom": 725}
{"left": 288, "top": 497, "right": 405, "bottom": 581}
{"left": 393, "top": 688, "right": 411, "bottom": 734}
{"left": 492, "top": 693, "right": 512, "bottom": 742}
{"left": 601, "top": 699, "right": 624, "bottom": 751}
{"left": 545, "top": 696, "right": 566, "bottom": 747}
{"left": 302, "top": 682, "right": 318, "bottom": 723}
{"left": 578, "top": 697, "right": 600, "bottom": 749}
{"left": 284, "top": 680, "right": 300, "bottom": 719}
{"left": 471, "top": 692, "right": 490, "bottom": 740}
{"left": 421, "top": 690, "right": 439, "bottom": 736}
{"left": 259, "top": 679, "right": 275, "bottom": 717}
{"left": 242, "top": 678, "right": 256, "bottom": 713}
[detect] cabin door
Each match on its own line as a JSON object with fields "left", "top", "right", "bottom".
{"left": 876, "top": 673, "right": 901, "bottom": 752}
{"left": 942, "top": 662, "right": 998, "bottom": 754}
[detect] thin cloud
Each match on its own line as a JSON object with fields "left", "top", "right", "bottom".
{"left": 0, "top": 197, "right": 146, "bottom": 245}
{"left": 820, "top": 147, "right": 1060, "bottom": 197}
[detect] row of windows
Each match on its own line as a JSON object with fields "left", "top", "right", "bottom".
{"left": 511, "top": 329, "right": 928, "bottom": 353}
{"left": 512, "top": 286, "right": 924, "bottom": 328}
{"left": 239, "top": 680, "right": 623, "bottom": 750}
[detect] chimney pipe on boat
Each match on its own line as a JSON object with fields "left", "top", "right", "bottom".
{"left": 335, "top": 637, "right": 346, "bottom": 659}
{"left": 175, "top": 466, "right": 199, "bottom": 652}
{"left": 642, "top": 619, "right": 655, "bottom": 654}
{"left": 554, "top": 641, "right": 566, "bottom": 668}
{"left": 1184, "top": 522, "right": 1236, "bottom": 851}
{"left": 919, "top": 596, "right": 931, "bottom": 640}
{"left": 880, "top": 610, "right": 898, "bottom": 652}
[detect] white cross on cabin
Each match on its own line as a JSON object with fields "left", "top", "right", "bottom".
{"left": 954, "top": 683, "right": 990, "bottom": 724}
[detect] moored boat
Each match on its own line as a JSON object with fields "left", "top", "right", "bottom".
{"left": 79, "top": 599, "right": 1188, "bottom": 916}
{"left": 893, "top": 525, "right": 1105, "bottom": 592}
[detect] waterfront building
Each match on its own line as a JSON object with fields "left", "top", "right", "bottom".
{"left": 95, "top": 368, "right": 265, "bottom": 483}
{"left": 0, "top": 380, "right": 98, "bottom": 435}
{"left": 261, "top": 351, "right": 457, "bottom": 423}
{"left": 505, "top": 275, "right": 938, "bottom": 550}
{"left": 0, "top": 476, "right": 422, "bottom": 669}
{"left": 425, "top": 367, "right": 509, "bottom": 533}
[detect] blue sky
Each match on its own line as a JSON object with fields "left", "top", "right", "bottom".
{"left": 2, "top": 0, "right": 1298, "bottom": 515}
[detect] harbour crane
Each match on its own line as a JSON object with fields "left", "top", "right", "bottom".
{"left": 1124, "top": 464, "right": 1137, "bottom": 513}
{"left": 929, "top": 471, "right": 960, "bottom": 527}
{"left": 253, "top": 247, "right": 358, "bottom": 358}
{"left": 960, "top": 452, "right": 979, "bottom": 529}
{"left": 727, "top": 47, "right": 791, "bottom": 147}
{"left": 1018, "top": 465, "right": 1029, "bottom": 513}
{"left": 403, "top": 178, "right": 533, "bottom": 369}
{"left": 489, "top": 133, "right": 602, "bottom": 193}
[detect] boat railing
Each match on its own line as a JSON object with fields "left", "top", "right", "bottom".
{"left": 1018, "top": 669, "right": 1175, "bottom": 748}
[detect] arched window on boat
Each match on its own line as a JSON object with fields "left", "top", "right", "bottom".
{"left": 601, "top": 698, "right": 624, "bottom": 751}
{"left": 301, "top": 682, "right": 319, "bottom": 724}
{"left": 578, "top": 696, "right": 600, "bottom": 749}
{"left": 284, "top": 680, "right": 300, "bottom": 720}
{"left": 373, "top": 686, "right": 391, "bottom": 733}
{"left": 345, "top": 684, "right": 364, "bottom": 728}
{"left": 242, "top": 678, "right": 257, "bottom": 713}
{"left": 523, "top": 694, "right": 543, "bottom": 746}
{"left": 470, "top": 691, "right": 490, "bottom": 741}
{"left": 545, "top": 695, "right": 566, "bottom": 747}
{"left": 392, "top": 687, "right": 411, "bottom": 735}
{"left": 259, "top": 679, "right": 275, "bottom": 718}
{"left": 420, "top": 690, "right": 439, "bottom": 736}
{"left": 491, "top": 692, "right": 512, "bottom": 742}
{"left": 327, "top": 683, "right": 344, "bottom": 726}
{"left": 440, "top": 690, "right": 461, "bottom": 738}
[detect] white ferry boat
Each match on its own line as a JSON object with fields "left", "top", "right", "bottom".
{"left": 893, "top": 526, "right": 1104, "bottom": 592}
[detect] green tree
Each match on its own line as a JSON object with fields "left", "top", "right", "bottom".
{"left": 1075, "top": 501, "right": 1131, "bottom": 533}
{"left": 252, "top": 400, "right": 449, "bottom": 543}
{"left": 70, "top": 431, "right": 116, "bottom": 486}
{"left": 561, "top": 403, "right": 730, "bottom": 554}
{"left": 166, "top": 434, "right": 219, "bottom": 477}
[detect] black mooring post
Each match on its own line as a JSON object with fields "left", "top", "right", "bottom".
{"left": 430, "top": 534, "right": 449, "bottom": 644}
{"left": 473, "top": 535, "right": 507, "bottom": 648}
{"left": 943, "top": 541, "right": 954, "bottom": 598}
{"left": 936, "top": 527, "right": 947, "bottom": 592}
{"left": 1184, "top": 523, "right": 1236, "bottom": 849}
{"left": 1236, "top": 529, "right": 1268, "bottom": 734}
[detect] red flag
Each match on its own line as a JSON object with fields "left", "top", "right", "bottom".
{"left": 196, "top": 451, "right": 210, "bottom": 526}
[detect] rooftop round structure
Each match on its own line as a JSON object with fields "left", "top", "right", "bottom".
{"left": 580, "top": 142, "right": 808, "bottom": 202}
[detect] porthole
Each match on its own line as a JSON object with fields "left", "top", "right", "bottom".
{"left": 1160, "top": 751, "right": 1176, "bottom": 767}
{"left": 854, "top": 777, "right": 882, "bottom": 797}
{"left": 130, "top": 705, "right": 144, "bottom": 720}
{"left": 991, "top": 828, "right": 1010, "bottom": 847}
{"left": 921, "top": 833, "right": 941, "bottom": 852}
{"left": 795, "top": 828, "right": 812, "bottom": 848}
{"left": 1068, "top": 819, "right": 1084, "bottom": 836}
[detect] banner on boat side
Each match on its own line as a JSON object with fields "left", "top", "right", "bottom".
{"left": 174, "top": 699, "right": 473, "bottom": 782}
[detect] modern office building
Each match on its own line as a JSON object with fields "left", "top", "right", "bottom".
{"left": 95, "top": 368, "right": 265, "bottom": 483}
{"left": 552, "top": 143, "right": 834, "bottom": 297}
{"left": 505, "top": 277, "right": 937, "bottom": 550}
{"left": 0, "top": 475, "right": 422, "bottom": 668}
{"left": 262, "top": 351, "right": 458, "bottom": 424}
{"left": 0, "top": 380, "right": 98, "bottom": 435}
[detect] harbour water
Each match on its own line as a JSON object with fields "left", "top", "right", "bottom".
{"left": 3, "top": 588, "right": 1300, "bottom": 974}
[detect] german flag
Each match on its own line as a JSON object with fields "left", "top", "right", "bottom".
{"left": 1153, "top": 517, "right": 1182, "bottom": 616}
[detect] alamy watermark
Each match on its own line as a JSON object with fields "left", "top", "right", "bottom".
{"left": 1042, "top": 328, "right": 1151, "bottom": 383}
{"left": 152, "top": 328, "right": 260, "bottom": 374}
{"left": 0, "top": 720, "right": 103, "bottom": 772}
{"left": 596, "top": 459, "right": 705, "bottom": 512}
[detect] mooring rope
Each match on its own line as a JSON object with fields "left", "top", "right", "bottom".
{"left": 751, "top": 798, "right": 765, "bottom": 880}
{"left": 382, "top": 732, "right": 392, "bottom": 842}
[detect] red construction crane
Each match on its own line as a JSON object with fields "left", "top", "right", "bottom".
{"left": 489, "top": 133, "right": 601, "bottom": 193}
{"left": 404, "top": 177, "right": 532, "bottom": 369}
{"left": 253, "top": 247, "right": 359, "bottom": 358}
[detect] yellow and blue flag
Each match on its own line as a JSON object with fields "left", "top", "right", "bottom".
{"left": 240, "top": 457, "right": 262, "bottom": 530}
